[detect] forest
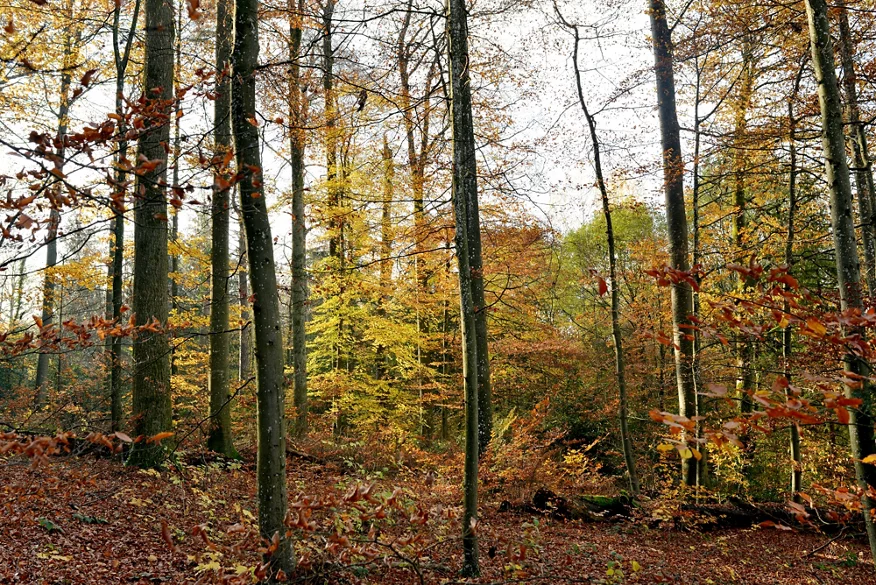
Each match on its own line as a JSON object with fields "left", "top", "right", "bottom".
{"left": 3, "top": 0, "right": 876, "bottom": 582}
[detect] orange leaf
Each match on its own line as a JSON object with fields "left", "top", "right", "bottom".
{"left": 836, "top": 406, "right": 850, "bottom": 426}
{"left": 148, "top": 431, "right": 174, "bottom": 444}
{"left": 597, "top": 277, "right": 607, "bottom": 297}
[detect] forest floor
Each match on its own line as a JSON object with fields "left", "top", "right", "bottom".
{"left": 0, "top": 449, "right": 872, "bottom": 585}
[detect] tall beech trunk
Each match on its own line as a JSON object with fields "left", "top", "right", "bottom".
{"left": 785, "top": 65, "right": 804, "bottom": 501}
{"left": 109, "top": 0, "right": 140, "bottom": 432}
{"left": 128, "top": 0, "right": 174, "bottom": 468}
{"left": 207, "top": 0, "right": 237, "bottom": 457}
{"left": 836, "top": 0, "right": 876, "bottom": 297}
{"left": 805, "top": 0, "right": 876, "bottom": 559}
{"left": 35, "top": 22, "right": 76, "bottom": 408}
{"left": 561, "top": 14, "right": 639, "bottom": 494}
{"left": 375, "top": 135, "right": 393, "bottom": 380}
{"left": 289, "top": 0, "right": 308, "bottom": 437}
{"left": 169, "top": 2, "right": 182, "bottom": 380}
{"left": 232, "top": 0, "right": 293, "bottom": 574}
{"left": 322, "top": 0, "right": 340, "bottom": 261}
{"left": 649, "top": 0, "right": 697, "bottom": 487}
{"left": 447, "top": 0, "right": 486, "bottom": 574}
{"left": 731, "top": 43, "right": 756, "bottom": 415}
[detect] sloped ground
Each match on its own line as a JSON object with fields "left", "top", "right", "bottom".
{"left": 0, "top": 454, "right": 870, "bottom": 584}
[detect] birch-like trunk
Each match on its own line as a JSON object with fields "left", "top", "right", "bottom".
{"left": 289, "top": 0, "right": 308, "bottom": 437}
{"left": 805, "top": 0, "right": 876, "bottom": 559}
{"left": 649, "top": 0, "right": 697, "bottom": 487}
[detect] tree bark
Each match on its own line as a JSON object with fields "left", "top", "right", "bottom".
{"left": 232, "top": 0, "right": 294, "bottom": 574}
{"left": 649, "top": 0, "right": 697, "bottom": 487}
{"left": 127, "top": 0, "right": 174, "bottom": 467}
{"left": 289, "top": 0, "right": 308, "bottom": 438}
{"left": 207, "top": 0, "right": 237, "bottom": 458}
{"left": 128, "top": 0, "right": 174, "bottom": 468}
{"left": 805, "top": 0, "right": 876, "bottom": 559}
{"left": 836, "top": 0, "right": 876, "bottom": 298}
{"left": 447, "top": 0, "right": 484, "bottom": 574}
{"left": 785, "top": 64, "right": 804, "bottom": 501}
{"left": 35, "top": 17, "right": 76, "bottom": 408}
{"left": 108, "top": 0, "right": 140, "bottom": 433}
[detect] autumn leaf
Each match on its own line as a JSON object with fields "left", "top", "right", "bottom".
{"left": 114, "top": 431, "right": 133, "bottom": 443}
{"left": 597, "top": 276, "right": 607, "bottom": 297}
{"left": 148, "top": 431, "right": 174, "bottom": 444}
{"left": 186, "top": 0, "right": 202, "bottom": 20}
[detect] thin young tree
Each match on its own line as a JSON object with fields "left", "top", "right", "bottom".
{"left": 556, "top": 8, "right": 640, "bottom": 495}
{"left": 232, "top": 0, "right": 294, "bottom": 574}
{"left": 289, "top": 0, "right": 308, "bottom": 438}
{"left": 108, "top": 0, "right": 141, "bottom": 432}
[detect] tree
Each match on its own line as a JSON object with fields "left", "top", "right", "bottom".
{"left": 231, "top": 0, "right": 294, "bottom": 574}
{"left": 128, "top": 0, "right": 175, "bottom": 468}
{"left": 289, "top": 0, "right": 308, "bottom": 438}
{"left": 804, "top": 0, "right": 876, "bottom": 559}
{"left": 206, "top": 0, "right": 237, "bottom": 458}
{"left": 108, "top": 0, "right": 141, "bottom": 433}
{"left": 555, "top": 7, "right": 640, "bottom": 495}
{"left": 447, "top": 0, "right": 486, "bottom": 574}
{"left": 648, "top": 0, "right": 697, "bottom": 487}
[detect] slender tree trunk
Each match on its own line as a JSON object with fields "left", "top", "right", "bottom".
{"left": 108, "top": 0, "right": 140, "bottom": 433}
{"left": 35, "top": 21, "right": 76, "bottom": 408}
{"left": 237, "top": 210, "right": 252, "bottom": 382}
{"left": 731, "top": 43, "right": 756, "bottom": 415}
{"left": 207, "top": 0, "right": 237, "bottom": 457}
{"left": 289, "top": 0, "right": 308, "bottom": 437}
{"left": 128, "top": 0, "right": 174, "bottom": 468}
{"left": 649, "top": 0, "right": 697, "bottom": 487}
{"left": 375, "top": 135, "right": 393, "bottom": 380}
{"left": 232, "top": 0, "right": 293, "bottom": 574}
{"left": 805, "top": 0, "right": 876, "bottom": 559}
{"left": 836, "top": 0, "right": 876, "bottom": 297}
{"left": 447, "top": 0, "right": 484, "bottom": 574}
{"left": 322, "top": 0, "right": 339, "bottom": 261}
{"left": 785, "top": 65, "right": 804, "bottom": 501}
{"left": 169, "top": 2, "right": 182, "bottom": 378}
{"left": 561, "top": 15, "right": 639, "bottom": 494}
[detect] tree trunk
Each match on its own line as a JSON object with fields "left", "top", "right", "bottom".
{"left": 805, "top": 0, "right": 876, "bottom": 559}
{"left": 731, "top": 42, "right": 756, "bottom": 415}
{"left": 207, "top": 0, "right": 237, "bottom": 458}
{"left": 128, "top": 0, "right": 174, "bottom": 469}
{"left": 447, "top": 0, "right": 484, "bottom": 574}
{"left": 786, "top": 66, "right": 804, "bottom": 502}
{"left": 237, "top": 210, "right": 252, "bottom": 382}
{"left": 108, "top": 0, "right": 140, "bottom": 433}
{"left": 35, "top": 20, "right": 76, "bottom": 408}
{"left": 836, "top": 0, "right": 876, "bottom": 298}
{"left": 560, "top": 14, "right": 639, "bottom": 494}
{"left": 649, "top": 0, "right": 697, "bottom": 487}
{"left": 232, "top": 0, "right": 294, "bottom": 574}
{"left": 289, "top": 0, "right": 308, "bottom": 438}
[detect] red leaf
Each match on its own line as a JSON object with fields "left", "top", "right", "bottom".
{"left": 836, "top": 406, "right": 851, "bottom": 425}
{"left": 597, "top": 277, "right": 607, "bottom": 297}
